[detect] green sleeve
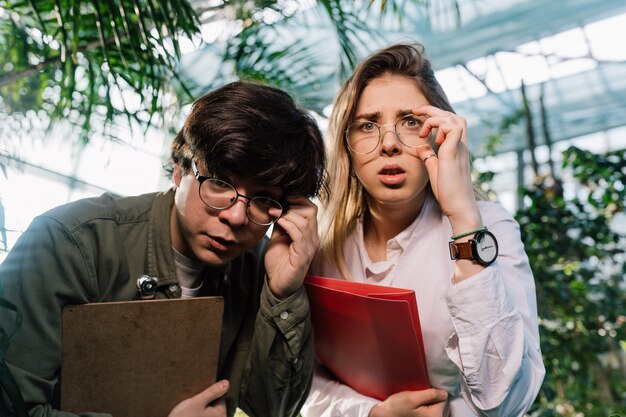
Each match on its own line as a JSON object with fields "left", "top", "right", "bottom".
{"left": 0, "top": 216, "right": 110, "bottom": 417}
{"left": 238, "top": 282, "right": 315, "bottom": 417}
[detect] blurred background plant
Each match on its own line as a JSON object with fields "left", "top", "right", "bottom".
{"left": 0, "top": 0, "right": 200, "bottom": 144}
{"left": 0, "top": 0, "right": 416, "bottom": 146}
{"left": 479, "top": 83, "right": 626, "bottom": 416}
{"left": 520, "top": 145, "right": 626, "bottom": 416}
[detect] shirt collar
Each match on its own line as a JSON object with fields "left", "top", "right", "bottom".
{"left": 356, "top": 191, "right": 435, "bottom": 282}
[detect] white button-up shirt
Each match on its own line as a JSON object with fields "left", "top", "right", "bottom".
{"left": 303, "top": 193, "right": 545, "bottom": 417}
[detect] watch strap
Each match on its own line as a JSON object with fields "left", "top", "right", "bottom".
{"left": 449, "top": 240, "right": 474, "bottom": 261}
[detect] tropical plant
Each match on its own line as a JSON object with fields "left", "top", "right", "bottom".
{"left": 0, "top": 0, "right": 439, "bottom": 145}
{"left": 0, "top": 0, "right": 200, "bottom": 144}
{"left": 481, "top": 81, "right": 626, "bottom": 414}
{"left": 477, "top": 80, "right": 626, "bottom": 415}
{"left": 520, "top": 145, "right": 626, "bottom": 416}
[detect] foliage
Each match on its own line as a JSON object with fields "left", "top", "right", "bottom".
{"left": 0, "top": 0, "right": 201, "bottom": 144}
{"left": 0, "top": 0, "right": 430, "bottom": 144}
{"left": 182, "top": 0, "right": 413, "bottom": 115}
{"left": 517, "top": 146, "right": 626, "bottom": 416}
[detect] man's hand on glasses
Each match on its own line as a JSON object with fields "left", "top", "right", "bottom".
{"left": 263, "top": 196, "right": 319, "bottom": 300}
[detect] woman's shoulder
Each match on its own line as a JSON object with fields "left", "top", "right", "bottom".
{"left": 476, "top": 199, "right": 524, "bottom": 241}
{"left": 477, "top": 199, "right": 516, "bottom": 223}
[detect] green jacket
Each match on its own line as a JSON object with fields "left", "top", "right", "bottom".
{"left": 0, "top": 188, "right": 314, "bottom": 417}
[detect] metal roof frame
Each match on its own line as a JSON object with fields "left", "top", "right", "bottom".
{"left": 181, "top": 0, "right": 626, "bottom": 156}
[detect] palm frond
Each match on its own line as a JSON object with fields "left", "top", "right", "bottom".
{"left": 185, "top": 0, "right": 403, "bottom": 112}
{"left": 1, "top": 0, "right": 462, "bottom": 143}
{"left": 0, "top": 0, "right": 201, "bottom": 144}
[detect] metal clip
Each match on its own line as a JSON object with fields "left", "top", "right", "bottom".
{"left": 137, "top": 275, "right": 158, "bottom": 299}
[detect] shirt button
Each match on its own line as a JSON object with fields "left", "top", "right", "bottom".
{"left": 280, "top": 311, "right": 289, "bottom": 320}
{"left": 169, "top": 284, "right": 178, "bottom": 292}
{"left": 449, "top": 306, "right": 460, "bottom": 317}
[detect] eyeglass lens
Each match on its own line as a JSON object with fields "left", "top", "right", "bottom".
{"left": 199, "top": 178, "right": 282, "bottom": 225}
{"left": 346, "top": 114, "right": 429, "bottom": 154}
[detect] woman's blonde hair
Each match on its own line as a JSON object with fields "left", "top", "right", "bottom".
{"left": 319, "top": 42, "right": 484, "bottom": 279}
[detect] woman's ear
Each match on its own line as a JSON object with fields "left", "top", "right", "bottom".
{"left": 173, "top": 164, "right": 183, "bottom": 187}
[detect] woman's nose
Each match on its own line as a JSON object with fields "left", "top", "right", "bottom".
{"left": 379, "top": 127, "right": 401, "bottom": 155}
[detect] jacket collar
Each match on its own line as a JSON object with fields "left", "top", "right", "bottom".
{"left": 146, "top": 187, "right": 178, "bottom": 286}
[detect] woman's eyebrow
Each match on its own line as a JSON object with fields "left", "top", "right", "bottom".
{"left": 353, "top": 109, "right": 413, "bottom": 122}
{"left": 353, "top": 111, "right": 380, "bottom": 121}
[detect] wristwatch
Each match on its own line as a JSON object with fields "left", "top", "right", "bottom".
{"left": 449, "top": 230, "right": 499, "bottom": 266}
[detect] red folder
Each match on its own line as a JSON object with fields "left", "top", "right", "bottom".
{"left": 304, "top": 275, "right": 430, "bottom": 400}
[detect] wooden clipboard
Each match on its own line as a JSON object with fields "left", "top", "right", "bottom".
{"left": 304, "top": 275, "right": 430, "bottom": 400}
{"left": 60, "top": 296, "right": 224, "bottom": 417}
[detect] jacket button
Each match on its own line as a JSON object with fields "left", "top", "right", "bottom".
{"left": 280, "top": 311, "right": 289, "bottom": 320}
{"left": 169, "top": 284, "right": 178, "bottom": 292}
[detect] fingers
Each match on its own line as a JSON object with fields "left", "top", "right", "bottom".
{"left": 196, "top": 379, "right": 230, "bottom": 406}
{"left": 415, "top": 144, "right": 440, "bottom": 197}
{"left": 168, "top": 380, "right": 229, "bottom": 417}
{"left": 264, "top": 196, "right": 320, "bottom": 299}
{"left": 374, "top": 388, "right": 448, "bottom": 417}
{"left": 412, "top": 105, "right": 468, "bottom": 158}
{"left": 405, "top": 388, "right": 448, "bottom": 407}
{"left": 273, "top": 196, "right": 319, "bottom": 254}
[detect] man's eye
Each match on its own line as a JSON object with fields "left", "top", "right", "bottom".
{"left": 211, "top": 179, "right": 233, "bottom": 189}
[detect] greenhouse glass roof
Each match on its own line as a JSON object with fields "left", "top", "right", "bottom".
{"left": 182, "top": 0, "right": 626, "bottom": 157}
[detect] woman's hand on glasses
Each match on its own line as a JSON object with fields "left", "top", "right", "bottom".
{"left": 411, "top": 105, "right": 482, "bottom": 232}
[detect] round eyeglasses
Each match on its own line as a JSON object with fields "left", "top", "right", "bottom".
{"left": 346, "top": 114, "right": 429, "bottom": 155}
{"left": 191, "top": 161, "right": 284, "bottom": 226}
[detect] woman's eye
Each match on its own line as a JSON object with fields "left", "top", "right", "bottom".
{"left": 406, "top": 117, "right": 421, "bottom": 127}
{"left": 401, "top": 116, "right": 423, "bottom": 129}
{"left": 360, "top": 122, "right": 376, "bottom": 132}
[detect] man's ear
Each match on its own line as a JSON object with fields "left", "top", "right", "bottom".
{"left": 173, "top": 164, "right": 183, "bottom": 187}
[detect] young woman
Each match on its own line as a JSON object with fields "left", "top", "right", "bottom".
{"left": 302, "top": 43, "right": 545, "bottom": 417}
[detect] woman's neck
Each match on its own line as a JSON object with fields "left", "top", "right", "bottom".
{"left": 363, "top": 191, "right": 427, "bottom": 262}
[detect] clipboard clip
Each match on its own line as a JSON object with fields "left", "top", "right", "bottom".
{"left": 137, "top": 275, "right": 158, "bottom": 299}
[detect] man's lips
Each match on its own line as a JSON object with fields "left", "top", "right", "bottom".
{"left": 206, "top": 234, "right": 238, "bottom": 252}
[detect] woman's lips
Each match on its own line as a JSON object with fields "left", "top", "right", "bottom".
{"left": 378, "top": 165, "right": 406, "bottom": 185}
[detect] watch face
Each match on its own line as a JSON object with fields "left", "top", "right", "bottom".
{"left": 475, "top": 231, "right": 498, "bottom": 264}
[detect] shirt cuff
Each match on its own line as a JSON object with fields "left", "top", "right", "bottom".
{"left": 259, "top": 281, "right": 310, "bottom": 360}
{"left": 445, "top": 266, "right": 516, "bottom": 337}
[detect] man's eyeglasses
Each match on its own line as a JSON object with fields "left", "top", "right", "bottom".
{"left": 191, "top": 161, "right": 284, "bottom": 226}
{"left": 345, "top": 114, "right": 429, "bottom": 155}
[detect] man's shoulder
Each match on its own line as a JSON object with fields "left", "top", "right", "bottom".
{"left": 39, "top": 190, "right": 168, "bottom": 232}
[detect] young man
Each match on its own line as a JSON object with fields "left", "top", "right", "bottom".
{"left": 0, "top": 81, "right": 326, "bottom": 417}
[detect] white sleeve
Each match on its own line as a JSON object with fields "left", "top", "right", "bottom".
{"left": 444, "top": 203, "right": 545, "bottom": 416}
{"left": 301, "top": 363, "right": 380, "bottom": 417}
